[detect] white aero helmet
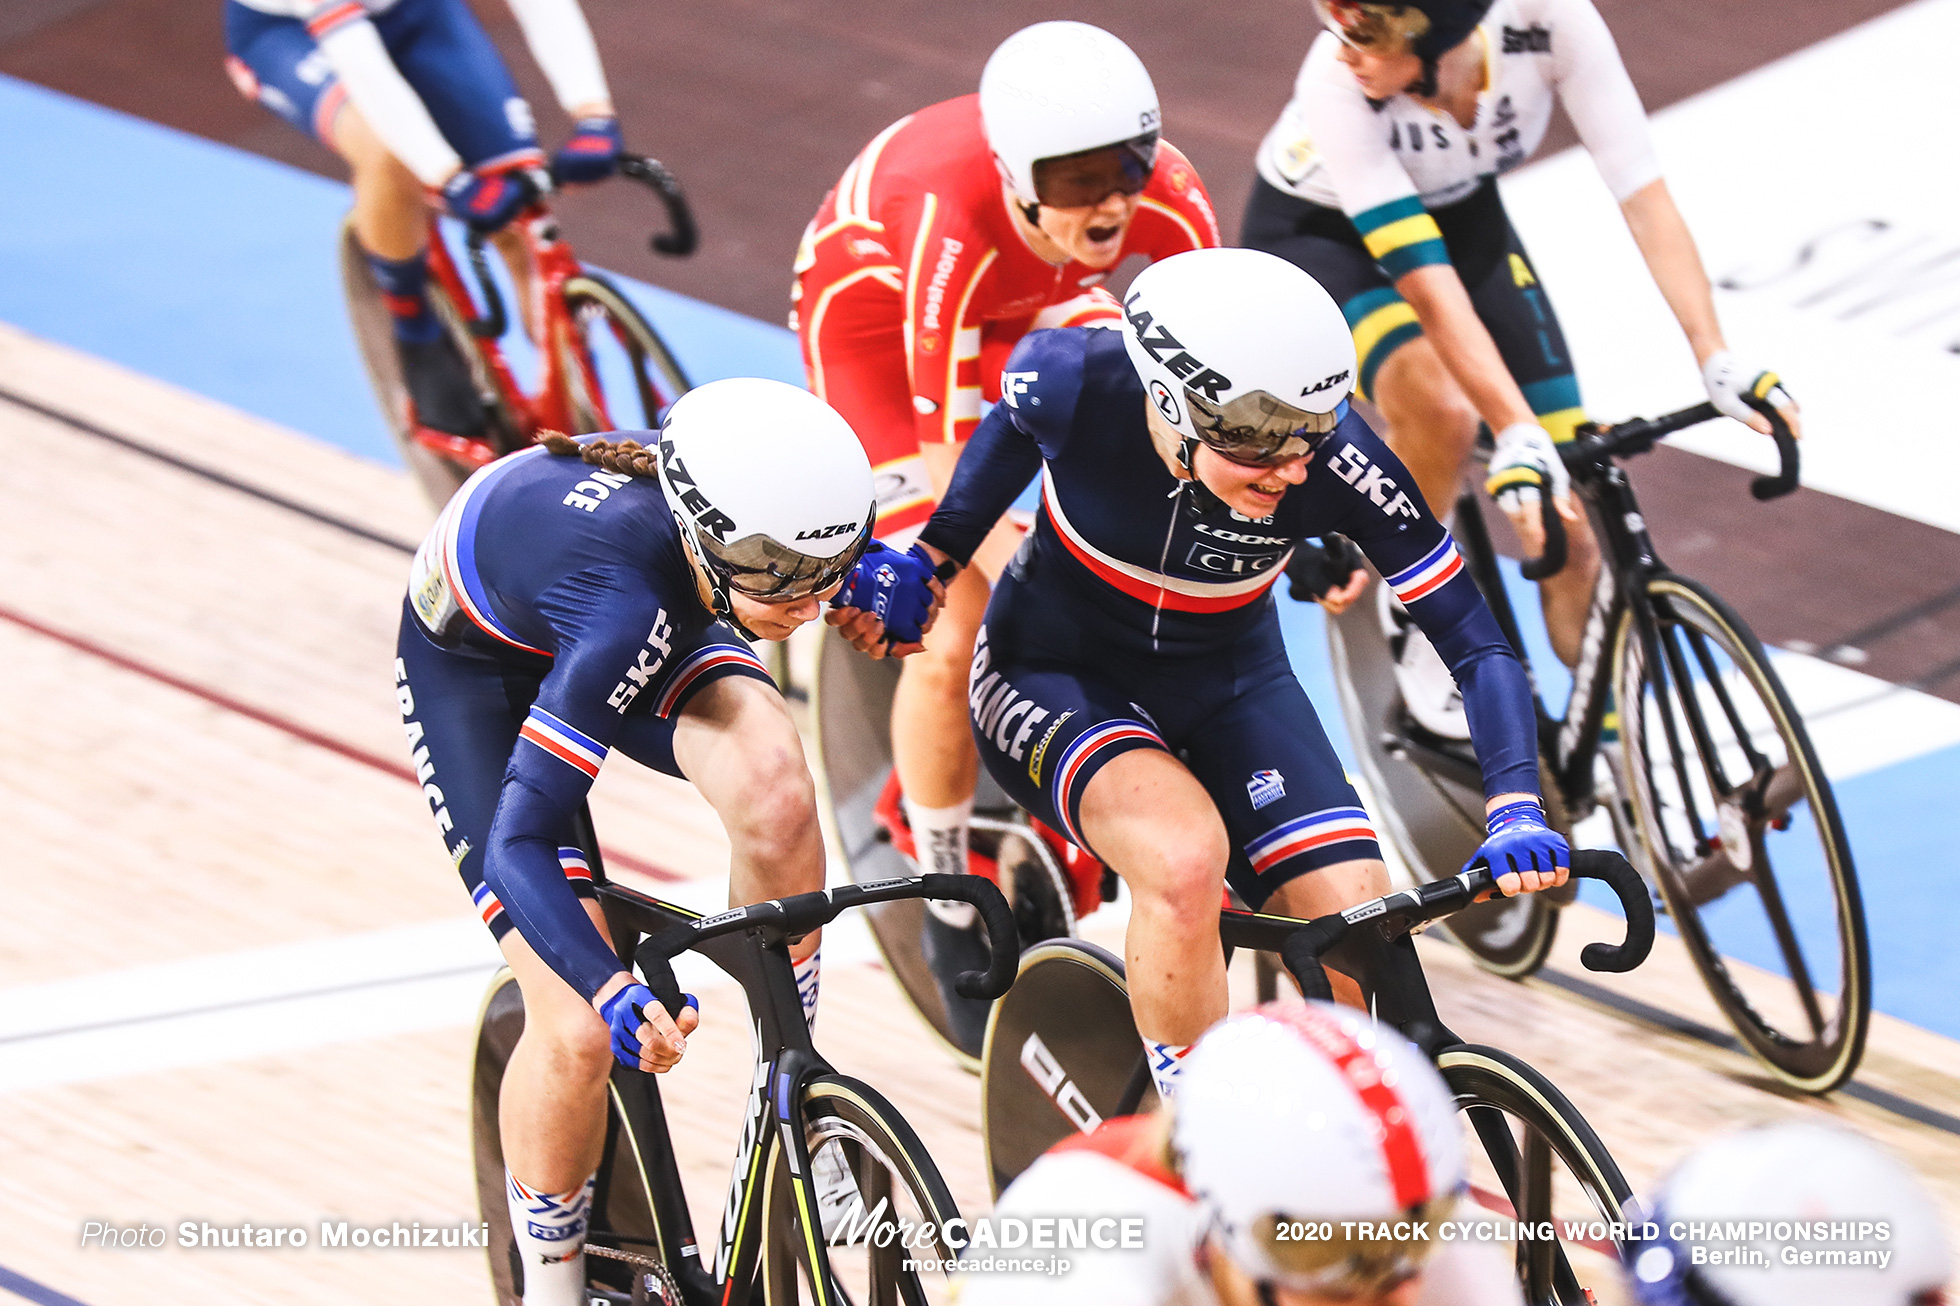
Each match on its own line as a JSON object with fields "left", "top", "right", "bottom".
{"left": 1630, "top": 1122, "right": 1951, "bottom": 1306}
{"left": 1173, "top": 1002, "right": 1465, "bottom": 1295}
{"left": 978, "top": 21, "right": 1161, "bottom": 210}
{"left": 1121, "top": 247, "right": 1357, "bottom": 468}
{"left": 655, "top": 378, "right": 875, "bottom": 615}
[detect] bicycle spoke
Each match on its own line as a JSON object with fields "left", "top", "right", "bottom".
{"left": 1639, "top": 617, "right": 1714, "bottom": 857}
{"left": 1519, "top": 1130, "right": 1556, "bottom": 1303}
{"left": 1683, "top": 626, "right": 1773, "bottom": 781}
{"left": 1658, "top": 620, "right": 1736, "bottom": 803}
{"left": 1747, "top": 840, "right": 1829, "bottom": 1037}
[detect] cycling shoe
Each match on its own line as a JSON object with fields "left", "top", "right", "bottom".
{"left": 397, "top": 333, "right": 488, "bottom": 439}
{"left": 920, "top": 908, "right": 993, "bottom": 1058}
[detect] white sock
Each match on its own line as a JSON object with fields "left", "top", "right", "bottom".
{"left": 506, "top": 1169, "right": 595, "bottom": 1306}
{"left": 906, "top": 795, "right": 977, "bottom": 926}
{"left": 1143, "top": 1038, "right": 1193, "bottom": 1101}
{"left": 793, "top": 949, "right": 821, "bottom": 1032}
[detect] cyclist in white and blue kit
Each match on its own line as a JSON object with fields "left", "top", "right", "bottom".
{"left": 909, "top": 247, "right": 1567, "bottom": 1098}
{"left": 225, "top": 0, "right": 630, "bottom": 442}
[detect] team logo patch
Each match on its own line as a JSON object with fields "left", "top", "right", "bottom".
{"left": 1027, "top": 710, "right": 1075, "bottom": 785}
{"left": 1247, "top": 769, "right": 1286, "bottom": 810}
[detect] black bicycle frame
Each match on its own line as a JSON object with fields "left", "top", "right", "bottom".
{"left": 570, "top": 844, "right": 1014, "bottom": 1306}
{"left": 1453, "top": 402, "right": 1767, "bottom": 819}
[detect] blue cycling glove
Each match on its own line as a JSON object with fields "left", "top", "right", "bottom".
{"left": 1467, "top": 798, "right": 1569, "bottom": 883}
{"left": 440, "top": 167, "right": 537, "bottom": 233}
{"left": 833, "top": 540, "right": 939, "bottom": 644}
{"left": 553, "top": 116, "right": 624, "bottom": 185}
{"left": 599, "top": 983, "right": 697, "bottom": 1070}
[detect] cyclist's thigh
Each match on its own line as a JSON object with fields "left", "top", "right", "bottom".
{"left": 223, "top": 3, "right": 346, "bottom": 144}
{"left": 1458, "top": 205, "right": 1586, "bottom": 444}
{"left": 1180, "top": 663, "right": 1383, "bottom": 911}
{"left": 606, "top": 619, "right": 776, "bottom": 777}
{"left": 1253, "top": 227, "right": 1420, "bottom": 407}
{"left": 379, "top": 0, "right": 542, "bottom": 171}
{"left": 393, "top": 602, "right": 602, "bottom": 937}
{"left": 966, "top": 625, "right": 1168, "bottom": 860}
{"left": 798, "top": 275, "right": 928, "bottom": 543}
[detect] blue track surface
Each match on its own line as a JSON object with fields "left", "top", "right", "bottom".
{"left": 4, "top": 71, "right": 1954, "bottom": 1038}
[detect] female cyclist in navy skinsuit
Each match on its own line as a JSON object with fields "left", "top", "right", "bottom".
{"left": 909, "top": 247, "right": 1567, "bottom": 1101}
{"left": 394, "top": 378, "right": 937, "bottom": 1306}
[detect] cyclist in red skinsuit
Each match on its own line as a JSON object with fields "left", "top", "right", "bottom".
{"left": 793, "top": 94, "right": 1218, "bottom": 541}
{"left": 792, "top": 26, "right": 1218, "bottom": 1027}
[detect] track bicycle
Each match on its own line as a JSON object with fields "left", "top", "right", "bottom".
{"left": 470, "top": 807, "right": 1019, "bottom": 1306}
{"left": 809, "top": 628, "right": 1107, "bottom": 1071}
{"left": 981, "top": 847, "right": 1655, "bottom": 1306}
{"left": 1322, "top": 399, "right": 1869, "bottom": 1093}
{"left": 341, "top": 155, "right": 697, "bottom": 508}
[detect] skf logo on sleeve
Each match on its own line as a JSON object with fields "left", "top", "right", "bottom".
{"left": 607, "top": 611, "right": 676, "bottom": 712}
{"left": 1247, "top": 769, "right": 1286, "bottom": 811}
{"left": 1002, "top": 371, "right": 1039, "bottom": 408}
{"left": 1326, "top": 443, "right": 1422, "bottom": 520}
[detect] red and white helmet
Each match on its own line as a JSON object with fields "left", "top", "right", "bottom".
{"left": 1173, "top": 1002, "right": 1464, "bottom": 1292}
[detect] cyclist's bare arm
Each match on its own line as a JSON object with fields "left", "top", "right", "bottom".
{"left": 504, "top": 0, "right": 615, "bottom": 120}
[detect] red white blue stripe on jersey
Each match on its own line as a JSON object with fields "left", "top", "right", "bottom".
{"left": 518, "top": 707, "right": 608, "bottom": 779}
{"left": 305, "top": 1, "right": 366, "bottom": 38}
{"left": 557, "top": 847, "right": 594, "bottom": 884}
{"left": 1245, "top": 806, "right": 1378, "bottom": 874}
{"left": 1052, "top": 719, "right": 1165, "bottom": 847}
{"left": 652, "top": 643, "right": 771, "bottom": 718}
{"left": 1042, "top": 470, "right": 1291, "bottom": 614}
{"left": 472, "top": 882, "right": 505, "bottom": 928}
{"left": 1384, "top": 535, "right": 1463, "bottom": 605}
{"left": 432, "top": 448, "right": 554, "bottom": 656}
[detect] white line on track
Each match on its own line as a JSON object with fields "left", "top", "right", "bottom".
{"left": 0, "top": 877, "right": 883, "bottom": 1094}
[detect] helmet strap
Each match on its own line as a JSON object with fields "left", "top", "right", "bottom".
{"left": 674, "top": 512, "right": 734, "bottom": 619}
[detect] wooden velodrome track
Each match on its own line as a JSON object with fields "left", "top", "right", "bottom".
{"left": 3, "top": 321, "right": 1959, "bottom": 1303}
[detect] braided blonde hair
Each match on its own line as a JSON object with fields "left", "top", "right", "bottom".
{"left": 539, "top": 431, "right": 661, "bottom": 477}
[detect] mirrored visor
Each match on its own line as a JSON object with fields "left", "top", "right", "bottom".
{"left": 1186, "top": 387, "right": 1345, "bottom": 466}
{"left": 1031, "top": 133, "right": 1160, "bottom": 209}
{"left": 701, "top": 514, "right": 873, "bottom": 602}
{"left": 1311, "top": 0, "right": 1433, "bottom": 52}
{"left": 1252, "top": 1196, "right": 1454, "bottom": 1294}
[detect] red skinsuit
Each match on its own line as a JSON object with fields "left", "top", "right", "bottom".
{"left": 792, "top": 93, "right": 1221, "bottom": 539}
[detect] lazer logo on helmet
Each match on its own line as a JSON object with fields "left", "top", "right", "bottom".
{"left": 657, "top": 438, "right": 737, "bottom": 542}
{"left": 1123, "top": 293, "right": 1231, "bottom": 403}
{"left": 1302, "top": 369, "right": 1350, "bottom": 396}
{"left": 795, "top": 521, "right": 860, "bottom": 541}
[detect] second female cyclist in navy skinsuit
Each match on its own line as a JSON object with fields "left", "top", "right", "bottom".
{"left": 393, "top": 378, "right": 938, "bottom": 1306}
{"left": 910, "top": 247, "right": 1570, "bottom": 1100}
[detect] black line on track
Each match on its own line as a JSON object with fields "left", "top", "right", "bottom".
{"left": 1536, "top": 967, "right": 1960, "bottom": 1136}
{"left": 1819, "top": 580, "right": 1960, "bottom": 660}
{"left": 0, "top": 385, "right": 817, "bottom": 701}
{"left": 0, "top": 962, "right": 502, "bottom": 1048}
{"left": 0, "top": 384, "right": 417, "bottom": 555}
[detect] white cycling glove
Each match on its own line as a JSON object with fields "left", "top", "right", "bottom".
{"left": 1484, "top": 421, "right": 1570, "bottom": 515}
{"left": 1702, "top": 351, "right": 1796, "bottom": 428}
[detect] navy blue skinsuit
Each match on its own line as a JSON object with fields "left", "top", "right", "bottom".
{"left": 917, "top": 328, "right": 1536, "bottom": 908}
{"left": 395, "top": 438, "right": 773, "bottom": 1001}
